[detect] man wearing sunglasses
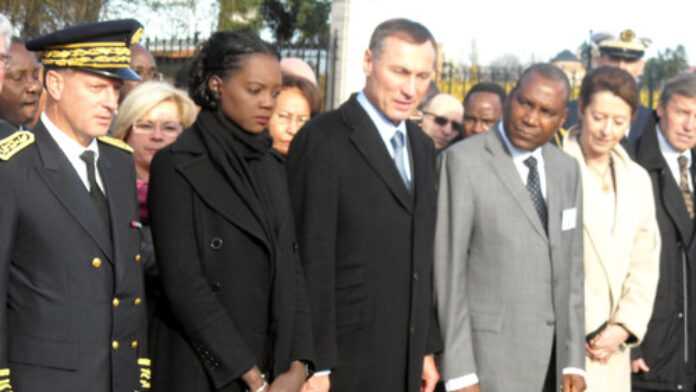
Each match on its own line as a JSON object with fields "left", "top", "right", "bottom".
{"left": 421, "top": 93, "right": 464, "bottom": 150}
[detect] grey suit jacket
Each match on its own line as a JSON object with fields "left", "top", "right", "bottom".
{"left": 434, "top": 128, "right": 585, "bottom": 391}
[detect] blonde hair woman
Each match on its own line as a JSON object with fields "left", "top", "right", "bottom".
{"left": 114, "top": 81, "right": 197, "bottom": 195}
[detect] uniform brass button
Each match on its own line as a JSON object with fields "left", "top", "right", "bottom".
{"left": 134, "top": 297, "right": 142, "bottom": 305}
{"left": 135, "top": 254, "right": 142, "bottom": 263}
{"left": 92, "top": 258, "right": 102, "bottom": 269}
{"left": 112, "top": 298, "right": 120, "bottom": 307}
{"left": 112, "top": 340, "right": 119, "bottom": 350}
{"left": 131, "top": 340, "right": 139, "bottom": 349}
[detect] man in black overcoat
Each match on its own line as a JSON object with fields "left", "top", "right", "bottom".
{"left": 631, "top": 73, "right": 696, "bottom": 391}
{"left": 0, "top": 20, "right": 150, "bottom": 392}
{"left": 287, "top": 18, "right": 443, "bottom": 392}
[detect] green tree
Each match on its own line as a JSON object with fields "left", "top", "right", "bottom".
{"left": 1, "top": 0, "right": 107, "bottom": 38}
{"left": 259, "top": 0, "right": 331, "bottom": 46}
{"left": 645, "top": 45, "right": 689, "bottom": 83}
{"left": 218, "top": 0, "right": 263, "bottom": 32}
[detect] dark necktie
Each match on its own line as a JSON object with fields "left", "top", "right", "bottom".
{"left": 678, "top": 155, "right": 694, "bottom": 219}
{"left": 524, "top": 156, "right": 547, "bottom": 231}
{"left": 80, "top": 150, "right": 111, "bottom": 228}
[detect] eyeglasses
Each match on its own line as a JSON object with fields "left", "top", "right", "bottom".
{"left": 0, "top": 53, "right": 11, "bottom": 69}
{"left": 274, "top": 112, "right": 310, "bottom": 127}
{"left": 423, "top": 112, "right": 463, "bottom": 132}
{"left": 132, "top": 121, "right": 183, "bottom": 136}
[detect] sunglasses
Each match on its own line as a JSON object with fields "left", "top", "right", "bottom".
{"left": 423, "top": 112, "right": 463, "bottom": 132}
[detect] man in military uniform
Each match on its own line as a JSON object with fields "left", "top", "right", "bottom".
{"left": 0, "top": 19, "right": 150, "bottom": 392}
{"left": 563, "top": 29, "right": 652, "bottom": 145}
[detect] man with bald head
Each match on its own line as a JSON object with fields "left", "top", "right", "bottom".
{"left": 421, "top": 93, "right": 464, "bottom": 150}
{"left": 119, "top": 43, "right": 159, "bottom": 102}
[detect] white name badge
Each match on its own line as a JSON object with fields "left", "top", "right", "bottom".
{"left": 562, "top": 208, "right": 577, "bottom": 231}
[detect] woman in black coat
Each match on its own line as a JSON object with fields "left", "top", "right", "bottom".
{"left": 147, "top": 31, "right": 313, "bottom": 392}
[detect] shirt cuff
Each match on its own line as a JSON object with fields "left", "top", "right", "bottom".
{"left": 562, "top": 367, "right": 586, "bottom": 378}
{"left": 445, "top": 373, "right": 479, "bottom": 390}
{"left": 313, "top": 370, "right": 331, "bottom": 377}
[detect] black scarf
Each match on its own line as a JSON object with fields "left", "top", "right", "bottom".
{"left": 194, "top": 109, "right": 277, "bottom": 253}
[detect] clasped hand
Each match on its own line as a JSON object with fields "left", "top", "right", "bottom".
{"left": 585, "top": 324, "right": 629, "bottom": 363}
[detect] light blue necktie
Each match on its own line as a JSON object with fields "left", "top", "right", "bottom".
{"left": 390, "top": 129, "right": 411, "bottom": 190}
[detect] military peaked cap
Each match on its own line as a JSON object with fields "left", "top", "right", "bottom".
{"left": 596, "top": 29, "right": 651, "bottom": 61}
{"left": 26, "top": 19, "right": 144, "bottom": 81}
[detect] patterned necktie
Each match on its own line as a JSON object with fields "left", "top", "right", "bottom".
{"left": 678, "top": 155, "right": 694, "bottom": 219}
{"left": 80, "top": 150, "right": 111, "bottom": 228}
{"left": 524, "top": 156, "right": 547, "bottom": 231}
{"left": 391, "top": 129, "right": 411, "bottom": 190}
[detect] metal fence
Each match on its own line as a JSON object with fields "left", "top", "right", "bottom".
{"left": 437, "top": 62, "right": 662, "bottom": 109}
{"left": 144, "top": 34, "right": 338, "bottom": 109}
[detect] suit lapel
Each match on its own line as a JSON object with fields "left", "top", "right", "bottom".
{"left": 637, "top": 127, "right": 694, "bottom": 243}
{"left": 485, "top": 130, "right": 547, "bottom": 240}
{"left": 543, "top": 145, "right": 562, "bottom": 249}
{"left": 343, "top": 96, "right": 413, "bottom": 213}
{"left": 178, "top": 156, "right": 271, "bottom": 253}
{"left": 98, "top": 148, "right": 130, "bottom": 282}
{"left": 33, "top": 123, "right": 114, "bottom": 261}
{"left": 408, "top": 122, "right": 431, "bottom": 199}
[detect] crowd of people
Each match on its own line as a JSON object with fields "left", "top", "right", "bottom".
{"left": 0, "top": 11, "right": 695, "bottom": 392}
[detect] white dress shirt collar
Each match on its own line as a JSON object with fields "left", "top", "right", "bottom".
{"left": 41, "top": 112, "right": 104, "bottom": 192}
{"left": 356, "top": 91, "right": 411, "bottom": 181}
{"left": 497, "top": 122, "right": 547, "bottom": 198}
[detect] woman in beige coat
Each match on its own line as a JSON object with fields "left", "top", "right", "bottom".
{"left": 563, "top": 66, "right": 661, "bottom": 392}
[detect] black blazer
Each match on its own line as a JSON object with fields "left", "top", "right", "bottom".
{"left": 0, "top": 123, "right": 147, "bottom": 392}
{"left": 147, "top": 125, "right": 312, "bottom": 392}
{"left": 287, "top": 94, "right": 443, "bottom": 392}
{"left": 632, "top": 116, "right": 696, "bottom": 389}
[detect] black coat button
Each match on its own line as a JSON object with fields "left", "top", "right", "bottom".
{"left": 211, "top": 282, "right": 222, "bottom": 292}
{"left": 292, "top": 242, "right": 299, "bottom": 253}
{"left": 210, "top": 237, "right": 223, "bottom": 250}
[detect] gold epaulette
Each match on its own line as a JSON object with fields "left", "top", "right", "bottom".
{"left": 0, "top": 368, "right": 12, "bottom": 391}
{"left": 0, "top": 131, "right": 34, "bottom": 161}
{"left": 138, "top": 358, "right": 152, "bottom": 390}
{"left": 98, "top": 136, "right": 133, "bottom": 153}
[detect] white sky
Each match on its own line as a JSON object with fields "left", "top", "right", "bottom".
{"left": 381, "top": 0, "right": 694, "bottom": 64}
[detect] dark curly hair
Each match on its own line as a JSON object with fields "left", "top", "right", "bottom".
{"left": 188, "top": 30, "right": 279, "bottom": 110}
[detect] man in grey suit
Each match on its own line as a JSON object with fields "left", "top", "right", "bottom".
{"left": 434, "top": 64, "right": 586, "bottom": 392}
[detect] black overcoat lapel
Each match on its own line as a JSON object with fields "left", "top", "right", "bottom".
{"left": 342, "top": 95, "right": 413, "bottom": 213}
{"left": 172, "top": 131, "right": 272, "bottom": 254}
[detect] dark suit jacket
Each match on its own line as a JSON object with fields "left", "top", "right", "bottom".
{"left": 286, "top": 94, "right": 443, "bottom": 392}
{"left": 147, "top": 125, "right": 312, "bottom": 392}
{"left": 0, "top": 122, "right": 147, "bottom": 392}
{"left": 632, "top": 118, "right": 696, "bottom": 390}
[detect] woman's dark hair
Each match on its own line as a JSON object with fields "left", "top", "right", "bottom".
{"left": 282, "top": 72, "right": 322, "bottom": 115}
{"left": 189, "top": 30, "right": 279, "bottom": 110}
{"left": 579, "top": 66, "right": 639, "bottom": 115}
